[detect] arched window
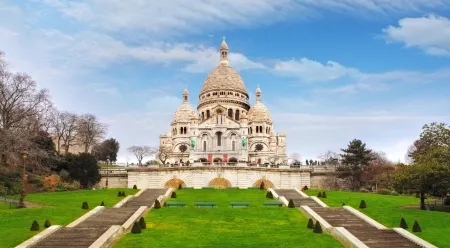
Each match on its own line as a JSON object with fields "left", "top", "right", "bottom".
{"left": 235, "top": 110, "right": 240, "bottom": 120}
{"left": 232, "top": 141, "right": 235, "bottom": 151}
{"left": 202, "top": 112, "right": 204, "bottom": 120}
{"left": 228, "top": 109, "right": 233, "bottom": 118}
{"left": 207, "top": 110, "right": 210, "bottom": 118}
{"left": 203, "top": 141, "right": 207, "bottom": 151}
{"left": 216, "top": 132, "right": 222, "bottom": 146}
{"left": 250, "top": 127, "right": 252, "bottom": 134}
{"left": 184, "top": 127, "right": 187, "bottom": 134}
{"left": 180, "top": 127, "right": 183, "bottom": 134}
{"left": 259, "top": 126, "right": 263, "bottom": 133}
{"left": 255, "top": 126, "right": 258, "bottom": 133}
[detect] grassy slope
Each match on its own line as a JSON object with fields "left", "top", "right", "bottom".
{"left": 116, "top": 189, "right": 343, "bottom": 248}
{"left": 0, "top": 188, "right": 137, "bottom": 247}
{"left": 305, "top": 190, "right": 449, "bottom": 247}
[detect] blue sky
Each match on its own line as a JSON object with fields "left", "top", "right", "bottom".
{"left": 1, "top": 0, "right": 450, "bottom": 163}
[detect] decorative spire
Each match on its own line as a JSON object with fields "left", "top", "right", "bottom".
{"left": 256, "top": 85, "right": 262, "bottom": 102}
{"left": 220, "top": 37, "right": 229, "bottom": 66}
{"left": 183, "top": 87, "right": 189, "bottom": 103}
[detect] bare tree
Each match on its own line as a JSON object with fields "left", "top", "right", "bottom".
{"left": 319, "top": 150, "right": 340, "bottom": 165}
{"left": 59, "top": 112, "right": 79, "bottom": 154}
{"left": 127, "top": 146, "right": 156, "bottom": 166}
{"left": 77, "top": 114, "right": 107, "bottom": 153}
{"left": 0, "top": 51, "right": 52, "bottom": 166}
{"left": 267, "top": 154, "right": 280, "bottom": 165}
{"left": 157, "top": 146, "right": 172, "bottom": 165}
{"left": 290, "top": 152, "right": 301, "bottom": 165}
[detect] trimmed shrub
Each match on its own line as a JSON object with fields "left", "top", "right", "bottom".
{"left": 342, "top": 203, "right": 346, "bottom": 206}
{"left": 44, "top": 219, "right": 51, "bottom": 228}
{"left": 30, "top": 220, "right": 40, "bottom": 231}
{"left": 154, "top": 199, "right": 161, "bottom": 209}
{"left": 122, "top": 191, "right": 126, "bottom": 197}
{"left": 117, "top": 191, "right": 122, "bottom": 197}
{"left": 133, "top": 185, "right": 137, "bottom": 190}
{"left": 322, "top": 192, "right": 327, "bottom": 198}
{"left": 288, "top": 199, "right": 295, "bottom": 208}
{"left": 400, "top": 217, "right": 408, "bottom": 229}
{"left": 313, "top": 221, "right": 323, "bottom": 233}
{"left": 82, "top": 201, "right": 89, "bottom": 209}
{"left": 307, "top": 218, "right": 314, "bottom": 229}
{"left": 260, "top": 182, "right": 265, "bottom": 190}
{"left": 178, "top": 184, "right": 182, "bottom": 189}
{"left": 359, "top": 200, "right": 366, "bottom": 209}
{"left": 415, "top": 192, "right": 420, "bottom": 198}
{"left": 412, "top": 220, "right": 421, "bottom": 232}
{"left": 266, "top": 191, "right": 273, "bottom": 199}
{"left": 171, "top": 191, "right": 177, "bottom": 198}
{"left": 100, "top": 201, "right": 104, "bottom": 206}
{"left": 303, "top": 185, "right": 308, "bottom": 190}
{"left": 131, "top": 222, "right": 142, "bottom": 234}
{"left": 318, "top": 192, "right": 322, "bottom": 198}
{"left": 139, "top": 217, "right": 146, "bottom": 229}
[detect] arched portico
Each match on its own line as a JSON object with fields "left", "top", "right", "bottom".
{"left": 208, "top": 178, "right": 231, "bottom": 189}
{"left": 253, "top": 179, "right": 274, "bottom": 189}
{"left": 164, "top": 179, "right": 186, "bottom": 189}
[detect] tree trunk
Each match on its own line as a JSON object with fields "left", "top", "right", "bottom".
{"left": 420, "top": 193, "right": 426, "bottom": 210}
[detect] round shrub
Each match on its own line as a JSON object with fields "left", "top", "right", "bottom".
{"left": 307, "top": 218, "right": 314, "bottom": 229}
{"left": 342, "top": 203, "right": 346, "bottom": 206}
{"left": 122, "top": 191, "right": 126, "bottom": 197}
{"left": 266, "top": 191, "right": 273, "bottom": 199}
{"left": 171, "top": 191, "right": 177, "bottom": 198}
{"left": 288, "top": 199, "right": 295, "bottom": 208}
{"left": 178, "top": 184, "right": 182, "bottom": 189}
{"left": 131, "top": 222, "right": 141, "bottom": 234}
{"left": 30, "top": 220, "right": 40, "bottom": 231}
{"left": 117, "top": 191, "right": 121, "bottom": 197}
{"left": 82, "top": 201, "right": 89, "bottom": 209}
{"left": 359, "top": 200, "right": 366, "bottom": 209}
{"left": 318, "top": 192, "right": 322, "bottom": 198}
{"left": 133, "top": 185, "right": 137, "bottom": 190}
{"left": 139, "top": 217, "right": 146, "bottom": 229}
{"left": 322, "top": 192, "right": 327, "bottom": 198}
{"left": 412, "top": 220, "right": 421, "bottom": 232}
{"left": 400, "top": 217, "right": 408, "bottom": 229}
{"left": 313, "top": 221, "right": 323, "bottom": 233}
{"left": 44, "top": 219, "right": 51, "bottom": 228}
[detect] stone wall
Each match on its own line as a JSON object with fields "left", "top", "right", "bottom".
{"left": 97, "top": 175, "right": 128, "bottom": 188}
{"left": 127, "top": 167, "right": 311, "bottom": 189}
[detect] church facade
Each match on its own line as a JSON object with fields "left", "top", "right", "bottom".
{"left": 159, "top": 40, "right": 287, "bottom": 165}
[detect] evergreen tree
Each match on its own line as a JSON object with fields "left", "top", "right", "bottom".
{"left": 412, "top": 220, "right": 422, "bottom": 232}
{"left": 359, "top": 200, "right": 366, "bottom": 209}
{"left": 139, "top": 217, "right": 146, "bottom": 229}
{"left": 313, "top": 221, "right": 323, "bottom": 233}
{"left": 131, "top": 222, "right": 142, "bottom": 233}
{"left": 171, "top": 191, "right": 177, "bottom": 198}
{"left": 307, "top": 218, "right": 314, "bottom": 229}
{"left": 322, "top": 192, "right": 327, "bottom": 198}
{"left": 82, "top": 202, "right": 89, "bottom": 209}
{"left": 288, "top": 199, "right": 295, "bottom": 208}
{"left": 30, "top": 220, "right": 40, "bottom": 231}
{"left": 44, "top": 219, "right": 51, "bottom": 228}
{"left": 339, "top": 139, "right": 373, "bottom": 190}
{"left": 400, "top": 217, "right": 408, "bottom": 229}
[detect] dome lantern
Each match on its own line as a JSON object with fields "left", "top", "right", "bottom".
{"left": 220, "top": 36, "right": 229, "bottom": 66}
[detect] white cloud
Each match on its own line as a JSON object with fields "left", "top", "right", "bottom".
{"left": 383, "top": 14, "right": 450, "bottom": 56}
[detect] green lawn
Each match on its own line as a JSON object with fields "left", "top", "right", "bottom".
{"left": 115, "top": 189, "right": 343, "bottom": 248}
{"left": 0, "top": 188, "right": 137, "bottom": 247}
{"left": 305, "top": 190, "right": 448, "bottom": 247}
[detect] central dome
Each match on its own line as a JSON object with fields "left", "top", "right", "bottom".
{"left": 200, "top": 65, "right": 248, "bottom": 94}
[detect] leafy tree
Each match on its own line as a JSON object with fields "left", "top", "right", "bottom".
{"left": 65, "top": 153, "right": 101, "bottom": 188}
{"left": 179, "top": 144, "right": 187, "bottom": 162}
{"left": 339, "top": 139, "right": 373, "bottom": 190}
{"left": 92, "top": 138, "right": 120, "bottom": 164}
{"left": 393, "top": 123, "right": 450, "bottom": 210}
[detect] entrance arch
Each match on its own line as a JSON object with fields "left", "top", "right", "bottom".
{"left": 253, "top": 179, "right": 274, "bottom": 189}
{"left": 208, "top": 178, "right": 231, "bottom": 189}
{"left": 213, "top": 157, "right": 223, "bottom": 162}
{"left": 164, "top": 179, "right": 186, "bottom": 189}
{"left": 228, "top": 157, "right": 238, "bottom": 163}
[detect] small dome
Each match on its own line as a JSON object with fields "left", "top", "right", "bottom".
{"left": 248, "top": 101, "right": 272, "bottom": 123}
{"left": 220, "top": 40, "right": 228, "bottom": 50}
{"left": 200, "top": 65, "right": 248, "bottom": 94}
{"left": 172, "top": 103, "right": 197, "bottom": 124}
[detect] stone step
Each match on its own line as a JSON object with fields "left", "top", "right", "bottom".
{"left": 32, "top": 227, "right": 108, "bottom": 248}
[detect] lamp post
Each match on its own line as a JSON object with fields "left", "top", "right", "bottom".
{"left": 106, "top": 156, "right": 110, "bottom": 189}
{"left": 18, "top": 151, "right": 28, "bottom": 208}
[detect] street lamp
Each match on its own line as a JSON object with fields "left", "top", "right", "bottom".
{"left": 18, "top": 151, "right": 28, "bottom": 208}
{"left": 106, "top": 155, "right": 110, "bottom": 189}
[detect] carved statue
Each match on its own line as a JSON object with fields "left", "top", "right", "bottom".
{"left": 190, "top": 138, "right": 195, "bottom": 149}
{"left": 241, "top": 137, "right": 247, "bottom": 148}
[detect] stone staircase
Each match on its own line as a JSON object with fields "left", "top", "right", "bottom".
{"left": 275, "top": 189, "right": 422, "bottom": 248}
{"left": 31, "top": 189, "right": 165, "bottom": 248}
{"left": 310, "top": 207, "right": 420, "bottom": 248}
{"left": 276, "top": 189, "right": 321, "bottom": 207}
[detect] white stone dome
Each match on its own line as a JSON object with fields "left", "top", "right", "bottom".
{"left": 200, "top": 65, "right": 248, "bottom": 94}
{"left": 172, "top": 102, "right": 197, "bottom": 124}
{"left": 248, "top": 101, "right": 272, "bottom": 123}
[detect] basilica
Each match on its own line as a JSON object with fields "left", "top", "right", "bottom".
{"left": 159, "top": 39, "right": 287, "bottom": 165}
